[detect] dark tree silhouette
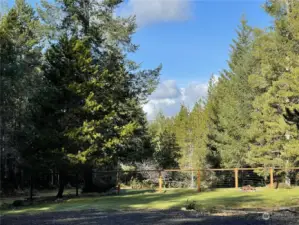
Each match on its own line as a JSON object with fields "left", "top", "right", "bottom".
{"left": 283, "top": 108, "right": 299, "bottom": 130}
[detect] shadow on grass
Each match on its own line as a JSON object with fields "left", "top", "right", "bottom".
{"left": 0, "top": 192, "right": 260, "bottom": 214}
{"left": 2, "top": 188, "right": 298, "bottom": 215}
{"left": 110, "top": 190, "right": 264, "bottom": 210}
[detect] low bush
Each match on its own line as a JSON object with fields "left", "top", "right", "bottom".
{"left": 129, "top": 178, "right": 155, "bottom": 189}
{"left": 185, "top": 200, "right": 196, "bottom": 210}
{"left": 12, "top": 200, "right": 24, "bottom": 207}
{"left": 277, "top": 183, "right": 293, "bottom": 189}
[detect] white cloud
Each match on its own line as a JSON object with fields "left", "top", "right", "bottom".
{"left": 149, "top": 80, "right": 181, "bottom": 100}
{"left": 182, "top": 82, "right": 208, "bottom": 106}
{"left": 119, "top": 0, "right": 192, "bottom": 26}
{"left": 144, "top": 79, "right": 209, "bottom": 120}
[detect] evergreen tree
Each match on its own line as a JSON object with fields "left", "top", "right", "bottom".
{"left": 154, "top": 130, "right": 181, "bottom": 169}
{"left": 205, "top": 75, "right": 226, "bottom": 168}
{"left": 37, "top": 0, "right": 161, "bottom": 195}
{"left": 210, "top": 18, "right": 256, "bottom": 168}
{"left": 173, "top": 105, "right": 192, "bottom": 169}
{"left": 189, "top": 99, "right": 208, "bottom": 169}
{"left": 247, "top": 1, "right": 299, "bottom": 172}
{"left": 149, "top": 111, "right": 181, "bottom": 168}
{"left": 0, "top": 0, "right": 45, "bottom": 191}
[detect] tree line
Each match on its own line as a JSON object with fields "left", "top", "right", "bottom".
{"left": 0, "top": 0, "right": 161, "bottom": 197}
{"left": 1, "top": 0, "right": 299, "bottom": 197}
{"left": 149, "top": 0, "right": 299, "bottom": 185}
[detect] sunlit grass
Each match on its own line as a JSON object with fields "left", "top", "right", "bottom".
{"left": 1, "top": 187, "right": 299, "bottom": 215}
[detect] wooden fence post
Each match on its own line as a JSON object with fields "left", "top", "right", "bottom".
{"left": 234, "top": 168, "right": 239, "bottom": 189}
{"left": 270, "top": 167, "right": 274, "bottom": 188}
{"left": 197, "top": 170, "right": 201, "bottom": 192}
{"left": 159, "top": 171, "right": 162, "bottom": 193}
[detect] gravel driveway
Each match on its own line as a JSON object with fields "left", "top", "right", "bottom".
{"left": 1, "top": 209, "right": 298, "bottom": 225}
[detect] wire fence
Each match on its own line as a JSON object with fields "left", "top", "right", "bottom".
{"left": 1, "top": 168, "right": 299, "bottom": 205}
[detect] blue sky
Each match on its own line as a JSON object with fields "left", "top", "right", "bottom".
{"left": 129, "top": 1, "right": 271, "bottom": 85}
{"left": 119, "top": 0, "right": 272, "bottom": 119}
{"left": 7, "top": 0, "right": 273, "bottom": 119}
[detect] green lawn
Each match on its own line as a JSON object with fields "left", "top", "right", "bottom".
{"left": 2, "top": 187, "right": 299, "bottom": 215}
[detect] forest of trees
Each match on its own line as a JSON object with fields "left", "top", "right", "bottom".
{"left": 0, "top": 0, "right": 299, "bottom": 197}
{"left": 149, "top": 0, "right": 299, "bottom": 181}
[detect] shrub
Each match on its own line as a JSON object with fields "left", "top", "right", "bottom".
{"left": 129, "top": 178, "right": 142, "bottom": 189}
{"left": 135, "top": 160, "right": 160, "bottom": 184}
{"left": 128, "top": 178, "right": 155, "bottom": 189}
{"left": 200, "top": 181, "right": 212, "bottom": 192}
{"left": 185, "top": 200, "right": 196, "bottom": 210}
{"left": 12, "top": 200, "right": 24, "bottom": 207}
{"left": 277, "top": 182, "right": 293, "bottom": 189}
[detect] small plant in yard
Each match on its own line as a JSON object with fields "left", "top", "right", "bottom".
{"left": 184, "top": 200, "right": 219, "bottom": 213}
{"left": 196, "top": 204, "right": 219, "bottom": 214}
{"left": 185, "top": 200, "right": 196, "bottom": 210}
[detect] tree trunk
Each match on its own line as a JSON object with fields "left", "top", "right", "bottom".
{"left": 0, "top": 151, "right": 4, "bottom": 192}
{"left": 7, "top": 156, "right": 17, "bottom": 190}
{"left": 56, "top": 171, "right": 65, "bottom": 198}
{"left": 0, "top": 114, "right": 4, "bottom": 192}
{"left": 76, "top": 173, "right": 79, "bottom": 196}
{"left": 30, "top": 175, "right": 34, "bottom": 201}
{"left": 20, "top": 169, "right": 24, "bottom": 190}
{"left": 50, "top": 169, "right": 54, "bottom": 186}
{"left": 82, "top": 166, "right": 96, "bottom": 192}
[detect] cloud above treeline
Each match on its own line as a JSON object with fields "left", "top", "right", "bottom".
{"left": 143, "top": 80, "right": 209, "bottom": 120}
{"left": 116, "top": 0, "right": 217, "bottom": 120}
{"left": 119, "top": 0, "right": 192, "bottom": 26}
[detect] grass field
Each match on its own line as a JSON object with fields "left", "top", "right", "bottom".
{"left": 1, "top": 187, "right": 299, "bottom": 215}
